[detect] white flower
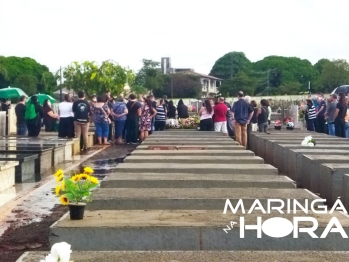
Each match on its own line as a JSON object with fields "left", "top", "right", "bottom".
{"left": 40, "top": 253, "right": 58, "bottom": 262}
{"left": 308, "top": 143, "right": 314, "bottom": 147}
{"left": 301, "top": 139, "right": 308, "bottom": 146}
{"left": 42, "top": 242, "right": 72, "bottom": 262}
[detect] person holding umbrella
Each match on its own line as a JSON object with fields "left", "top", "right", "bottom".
{"left": 42, "top": 99, "right": 60, "bottom": 132}
{"left": 25, "top": 96, "right": 43, "bottom": 137}
{"left": 1, "top": 99, "right": 11, "bottom": 135}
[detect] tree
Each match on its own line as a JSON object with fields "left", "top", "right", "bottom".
{"left": 219, "top": 71, "right": 257, "bottom": 97}
{"left": 154, "top": 74, "right": 202, "bottom": 98}
{"left": 63, "top": 61, "right": 129, "bottom": 97}
{"left": 134, "top": 59, "right": 164, "bottom": 93}
{"left": 0, "top": 56, "right": 56, "bottom": 94}
{"left": 319, "top": 59, "right": 349, "bottom": 92}
{"left": 0, "top": 64, "right": 8, "bottom": 87}
{"left": 209, "top": 52, "right": 251, "bottom": 80}
{"left": 14, "top": 75, "right": 38, "bottom": 95}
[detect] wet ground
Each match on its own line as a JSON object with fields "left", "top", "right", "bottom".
{"left": 0, "top": 144, "right": 136, "bottom": 262}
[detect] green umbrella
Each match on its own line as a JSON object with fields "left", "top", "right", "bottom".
{"left": 30, "top": 94, "right": 56, "bottom": 105}
{"left": 0, "top": 86, "right": 28, "bottom": 99}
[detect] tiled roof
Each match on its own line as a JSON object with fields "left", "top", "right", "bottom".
{"left": 177, "top": 71, "right": 222, "bottom": 81}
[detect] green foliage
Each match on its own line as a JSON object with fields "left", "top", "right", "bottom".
{"left": 209, "top": 52, "right": 251, "bottom": 80}
{"left": 318, "top": 59, "right": 349, "bottom": 93}
{"left": 219, "top": 71, "right": 257, "bottom": 96}
{"left": 134, "top": 59, "right": 164, "bottom": 93}
{"left": 154, "top": 73, "right": 202, "bottom": 98}
{"left": 13, "top": 75, "right": 38, "bottom": 95}
{"left": 63, "top": 61, "right": 128, "bottom": 98}
{"left": 0, "top": 56, "right": 56, "bottom": 94}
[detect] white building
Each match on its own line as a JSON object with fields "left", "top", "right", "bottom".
{"left": 159, "top": 57, "right": 222, "bottom": 98}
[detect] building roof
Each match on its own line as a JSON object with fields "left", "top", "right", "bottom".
{"left": 177, "top": 71, "right": 222, "bottom": 81}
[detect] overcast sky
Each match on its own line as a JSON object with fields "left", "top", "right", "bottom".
{"left": 1, "top": 0, "right": 349, "bottom": 75}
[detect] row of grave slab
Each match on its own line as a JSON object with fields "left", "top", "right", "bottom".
{"left": 249, "top": 131, "right": 349, "bottom": 210}
{"left": 18, "top": 130, "right": 349, "bottom": 261}
{"left": 0, "top": 132, "right": 95, "bottom": 191}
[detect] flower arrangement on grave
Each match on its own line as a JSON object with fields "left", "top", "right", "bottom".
{"left": 188, "top": 105, "right": 196, "bottom": 112}
{"left": 285, "top": 117, "right": 295, "bottom": 130}
{"left": 301, "top": 135, "right": 316, "bottom": 147}
{"left": 165, "top": 118, "right": 181, "bottom": 129}
{"left": 275, "top": 120, "right": 282, "bottom": 130}
{"left": 40, "top": 242, "right": 72, "bottom": 262}
{"left": 166, "top": 115, "right": 200, "bottom": 129}
{"left": 54, "top": 166, "right": 99, "bottom": 219}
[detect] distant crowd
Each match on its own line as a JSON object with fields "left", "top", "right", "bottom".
{"left": 302, "top": 93, "right": 349, "bottom": 138}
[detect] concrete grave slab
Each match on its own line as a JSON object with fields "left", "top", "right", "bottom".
{"left": 18, "top": 251, "right": 349, "bottom": 262}
{"left": 319, "top": 164, "right": 349, "bottom": 207}
{"left": 124, "top": 155, "right": 264, "bottom": 164}
{"left": 0, "top": 154, "right": 39, "bottom": 182}
{"left": 297, "top": 155, "right": 349, "bottom": 192}
{"left": 50, "top": 210, "right": 349, "bottom": 251}
{"left": 131, "top": 150, "right": 255, "bottom": 156}
{"left": 137, "top": 145, "right": 245, "bottom": 150}
{"left": 101, "top": 173, "right": 295, "bottom": 189}
{"left": 0, "top": 161, "right": 18, "bottom": 191}
{"left": 116, "top": 163, "right": 278, "bottom": 175}
{"left": 87, "top": 188, "right": 318, "bottom": 210}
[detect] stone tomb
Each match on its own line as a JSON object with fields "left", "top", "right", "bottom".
{"left": 0, "top": 161, "right": 18, "bottom": 191}
{"left": 296, "top": 155, "right": 349, "bottom": 192}
{"left": 318, "top": 164, "right": 349, "bottom": 207}
{"left": 0, "top": 146, "right": 53, "bottom": 175}
{"left": 0, "top": 154, "right": 39, "bottom": 182}
{"left": 273, "top": 143, "right": 349, "bottom": 174}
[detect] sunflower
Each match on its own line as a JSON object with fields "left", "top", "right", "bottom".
{"left": 59, "top": 195, "right": 69, "bottom": 205}
{"left": 61, "top": 181, "right": 66, "bottom": 191}
{"left": 55, "top": 185, "right": 61, "bottom": 196}
{"left": 54, "top": 169, "right": 63, "bottom": 177}
{"left": 88, "top": 176, "right": 99, "bottom": 184}
{"left": 56, "top": 175, "right": 64, "bottom": 182}
{"left": 71, "top": 174, "right": 81, "bottom": 182}
{"left": 80, "top": 174, "right": 90, "bottom": 180}
{"left": 84, "top": 166, "right": 94, "bottom": 174}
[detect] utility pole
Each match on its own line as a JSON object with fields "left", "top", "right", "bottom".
{"left": 308, "top": 81, "right": 311, "bottom": 95}
{"left": 59, "top": 66, "right": 63, "bottom": 102}
{"left": 267, "top": 69, "right": 270, "bottom": 96}
{"left": 231, "top": 54, "right": 234, "bottom": 78}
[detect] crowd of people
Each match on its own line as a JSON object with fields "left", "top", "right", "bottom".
{"left": 302, "top": 93, "right": 349, "bottom": 138}
{"left": 6, "top": 89, "right": 348, "bottom": 152}
{"left": 10, "top": 91, "right": 202, "bottom": 149}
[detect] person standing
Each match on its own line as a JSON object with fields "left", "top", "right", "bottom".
{"left": 231, "top": 91, "right": 253, "bottom": 148}
{"left": 213, "top": 97, "right": 228, "bottom": 135}
{"left": 149, "top": 95, "right": 157, "bottom": 134}
{"left": 112, "top": 95, "right": 128, "bottom": 144}
{"left": 334, "top": 93, "right": 347, "bottom": 138}
{"left": 154, "top": 99, "right": 167, "bottom": 131}
{"left": 25, "top": 96, "right": 43, "bottom": 137}
{"left": 42, "top": 99, "right": 59, "bottom": 132}
{"left": 58, "top": 94, "right": 74, "bottom": 138}
{"left": 139, "top": 97, "right": 157, "bottom": 141}
{"left": 72, "top": 91, "right": 91, "bottom": 151}
{"left": 177, "top": 99, "right": 189, "bottom": 118}
{"left": 167, "top": 100, "right": 176, "bottom": 119}
{"left": 324, "top": 94, "right": 337, "bottom": 136}
{"left": 15, "top": 95, "right": 27, "bottom": 135}
{"left": 224, "top": 98, "right": 234, "bottom": 136}
{"left": 315, "top": 94, "right": 326, "bottom": 133}
{"left": 305, "top": 99, "right": 316, "bottom": 131}
{"left": 105, "top": 90, "right": 114, "bottom": 142}
{"left": 199, "top": 99, "right": 214, "bottom": 131}
{"left": 126, "top": 94, "right": 142, "bottom": 144}
{"left": 91, "top": 95, "right": 110, "bottom": 145}
{"left": 256, "top": 99, "right": 269, "bottom": 133}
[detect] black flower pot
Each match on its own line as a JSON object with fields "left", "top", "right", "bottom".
{"left": 286, "top": 127, "right": 294, "bottom": 130}
{"left": 69, "top": 203, "right": 86, "bottom": 220}
{"left": 275, "top": 126, "right": 281, "bottom": 130}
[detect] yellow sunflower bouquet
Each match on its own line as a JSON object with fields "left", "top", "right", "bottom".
{"left": 54, "top": 166, "right": 99, "bottom": 205}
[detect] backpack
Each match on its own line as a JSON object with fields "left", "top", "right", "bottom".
{"left": 25, "top": 102, "right": 37, "bottom": 120}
